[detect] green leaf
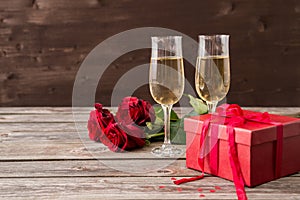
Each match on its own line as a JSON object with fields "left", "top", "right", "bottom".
{"left": 170, "top": 119, "right": 185, "bottom": 144}
{"left": 185, "top": 94, "right": 208, "bottom": 114}
{"left": 170, "top": 109, "right": 205, "bottom": 144}
{"left": 153, "top": 105, "right": 163, "bottom": 119}
{"left": 146, "top": 122, "right": 163, "bottom": 133}
{"left": 170, "top": 109, "right": 179, "bottom": 121}
{"left": 148, "top": 102, "right": 203, "bottom": 145}
{"left": 185, "top": 110, "right": 201, "bottom": 117}
{"left": 153, "top": 104, "right": 179, "bottom": 122}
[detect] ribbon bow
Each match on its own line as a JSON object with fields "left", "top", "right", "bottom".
{"left": 216, "top": 104, "right": 271, "bottom": 125}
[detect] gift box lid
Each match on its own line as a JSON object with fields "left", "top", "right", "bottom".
{"left": 184, "top": 110, "right": 300, "bottom": 146}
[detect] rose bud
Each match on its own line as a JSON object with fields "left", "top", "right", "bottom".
{"left": 94, "top": 103, "right": 115, "bottom": 130}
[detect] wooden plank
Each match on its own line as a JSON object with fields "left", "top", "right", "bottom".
{"left": 0, "top": 122, "right": 78, "bottom": 132}
{"left": 0, "top": 107, "right": 193, "bottom": 122}
{"left": 0, "top": 106, "right": 299, "bottom": 200}
{"left": 0, "top": 0, "right": 299, "bottom": 106}
{"left": 35, "top": 0, "right": 99, "bottom": 9}
{"left": 242, "top": 107, "right": 300, "bottom": 117}
{"left": 0, "top": 107, "right": 94, "bottom": 114}
{"left": 0, "top": 159, "right": 298, "bottom": 178}
{"left": 0, "top": 159, "right": 200, "bottom": 178}
{"left": 0, "top": 107, "right": 186, "bottom": 115}
{"left": 0, "top": 113, "right": 89, "bottom": 122}
{"left": 0, "top": 107, "right": 299, "bottom": 116}
{"left": 0, "top": 142, "right": 186, "bottom": 160}
{"left": 0, "top": 176, "right": 299, "bottom": 199}
{"left": 0, "top": 128, "right": 185, "bottom": 160}
{"left": 0, "top": 0, "right": 33, "bottom": 10}
{"left": 0, "top": 120, "right": 178, "bottom": 161}
{"left": 0, "top": 107, "right": 299, "bottom": 123}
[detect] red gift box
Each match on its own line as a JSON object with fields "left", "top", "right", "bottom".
{"left": 184, "top": 106, "right": 300, "bottom": 187}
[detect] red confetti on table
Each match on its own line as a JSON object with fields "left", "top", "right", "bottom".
{"left": 171, "top": 177, "right": 177, "bottom": 181}
{"left": 159, "top": 185, "right": 165, "bottom": 189}
{"left": 199, "top": 194, "right": 205, "bottom": 198}
{"left": 210, "top": 189, "right": 216, "bottom": 193}
{"left": 215, "top": 186, "right": 222, "bottom": 190}
{"left": 176, "top": 187, "right": 182, "bottom": 192}
{"left": 197, "top": 188, "right": 203, "bottom": 192}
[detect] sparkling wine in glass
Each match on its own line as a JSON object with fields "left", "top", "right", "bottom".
{"left": 195, "top": 35, "right": 230, "bottom": 113}
{"left": 149, "top": 36, "right": 185, "bottom": 157}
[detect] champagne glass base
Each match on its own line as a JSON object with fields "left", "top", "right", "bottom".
{"left": 151, "top": 144, "right": 182, "bottom": 158}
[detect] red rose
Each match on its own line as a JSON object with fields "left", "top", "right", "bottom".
{"left": 116, "top": 97, "right": 155, "bottom": 126}
{"left": 88, "top": 102, "right": 146, "bottom": 152}
{"left": 87, "top": 110, "right": 103, "bottom": 142}
{"left": 87, "top": 103, "right": 115, "bottom": 142}
{"left": 102, "top": 123, "right": 145, "bottom": 152}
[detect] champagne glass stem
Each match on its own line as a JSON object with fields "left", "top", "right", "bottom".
{"left": 207, "top": 101, "right": 218, "bottom": 113}
{"left": 162, "top": 104, "right": 172, "bottom": 148}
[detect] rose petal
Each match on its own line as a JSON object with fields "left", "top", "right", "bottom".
{"left": 87, "top": 110, "right": 104, "bottom": 142}
{"left": 215, "top": 186, "right": 221, "bottom": 190}
{"left": 116, "top": 96, "right": 155, "bottom": 126}
{"left": 103, "top": 123, "right": 127, "bottom": 152}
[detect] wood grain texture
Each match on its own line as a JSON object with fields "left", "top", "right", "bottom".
{"left": 0, "top": 0, "right": 299, "bottom": 106}
{"left": 0, "top": 107, "right": 299, "bottom": 123}
{"left": 0, "top": 176, "right": 299, "bottom": 200}
{"left": 0, "top": 107, "right": 299, "bottom": 160}
{"left": 0, "top": 135, "right": 184, "bottom": 160}
{"left": 0, "top": 159, "right": 201, "bottom": 178}
{"left": 0, "top": 106, "right": 298, "bottom": 115}
{"left": 0, "top": 107, "right": 299, "bottom": 199}
{"left": 0, "top": 159, "right": 299, "bottom": 178}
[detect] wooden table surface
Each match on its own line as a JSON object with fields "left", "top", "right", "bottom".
{"left": 0, "top": 107, "right": 299, "bottom": 200}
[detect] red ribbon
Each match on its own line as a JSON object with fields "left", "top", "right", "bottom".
{"left": 218, "top": 104, "right": 283, "bottom": 179}
{"left": 174, "top": 104, "right": 284, "bottom": 200}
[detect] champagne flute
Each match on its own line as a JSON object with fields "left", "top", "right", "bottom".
{"left": 149, "top": 36, "right": 185, "bottom": 157}
{"left": 195, "top": 35, "right": 230, "bottom": 113}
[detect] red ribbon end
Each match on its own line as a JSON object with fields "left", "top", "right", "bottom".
{"left": 173, "top": 175, "right": 204, "bottom": 185}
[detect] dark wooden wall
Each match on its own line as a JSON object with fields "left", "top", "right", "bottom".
{"left": 0, "top": 0, "right": 299, "bottom": 106}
